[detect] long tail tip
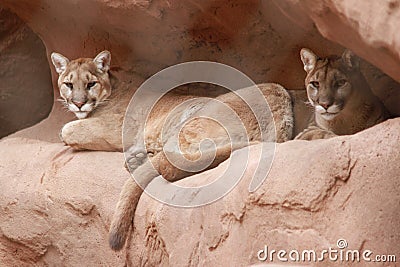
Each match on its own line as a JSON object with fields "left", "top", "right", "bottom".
{"left": 109, "top": 231, "right": 126, "bottom": 251}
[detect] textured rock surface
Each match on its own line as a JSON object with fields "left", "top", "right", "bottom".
{"left": 4, "top": 0, "right": 400, "bottom": 87}
{"left": 0, "top": 138, "right": 128, "bottom": 266}
{"left": 0, "top": 119, "right": 399, "bottom": 266}
{"left": 1, "top": 0, "right": 343, "bottom": 89}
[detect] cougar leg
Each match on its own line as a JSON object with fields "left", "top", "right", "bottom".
{"left": 294, "top": 125, "right": 337, "bottom": 140}
{"left": 109, "top": 141, "right": 251, "bottom": 250}
{"left": 108, "top": 159, "right": 158, "bottom": 251}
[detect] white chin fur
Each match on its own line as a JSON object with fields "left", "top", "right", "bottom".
{"left": 68, "top": 103, "right": 80, "bottom": 112}
{"left": 74, "top": 111, "right": 89, "bottom": 119}
{"left": 327, "top": 105, "right": 341, "bottom": 114}
{"left": 68, "top": 103, "right": 94, "bottom": 113}
{"left": 315, "top": 105, "right": 326, "bottom": 114}
{"left": 80, "top": 103, "right": 94, "bottom": 112}
{"left": 315, "top": 104, "right": 341, "bottom": 117}
{"left": 68, "top": 103, "right": 93, "bottom": 119}
{"left": 320, "top": 113, "right": 338, "bottom": 120}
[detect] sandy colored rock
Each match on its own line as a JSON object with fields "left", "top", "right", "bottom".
{"left": 0, "top": 138, "right": 129, "bottom": 266}
{"left": 1, "top": 0, "right": 344, "bottom": 91}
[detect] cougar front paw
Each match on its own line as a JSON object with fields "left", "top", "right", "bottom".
{"left": 295, "top": 126, "right": 337, "bottom": 141}
{"left": 60, "top": 120, "right": 82, "bottom": 147}
{"left": 125, "top": 148, "right": 148, "bottom": 172}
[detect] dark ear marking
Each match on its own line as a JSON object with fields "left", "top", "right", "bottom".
{"left": 341, "top": 50, "right": 359, "bottom": 69}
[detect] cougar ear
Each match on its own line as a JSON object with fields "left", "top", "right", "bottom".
{"left": 93, "top": 50, "right": 111, "bottom": 73}
{"left": 51, "top": 52, "right": 70, "bottom": 74}
{"left": 300, "top": 48, "right": 318, "bottom": 73}
{"left": 341, "top": 50, "right": 359, "bottom": 69}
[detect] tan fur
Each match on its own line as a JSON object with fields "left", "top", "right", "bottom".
{"left": 51, "top": 53, "right": 294, "bottom": 250}
{"left": 51, "top": 51, "right": 133, "bottom": 151}
{"left": 295, "top": 48, "right": 389, "bottom": 140}
{"left": 51, "top": 51, "right": 112, "bottom": 120}
{"left": 109, "top": 83, "right": 294, "bottom": 250}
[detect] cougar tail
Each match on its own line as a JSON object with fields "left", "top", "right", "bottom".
{"left": 108, "top": 159, "right": 158, "bottom": 251}
{"left": 108, "top": 141, "right": 249, "bottom": 250}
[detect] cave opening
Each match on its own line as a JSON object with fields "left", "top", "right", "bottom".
{"left": 0, "top": 7, "right": 53, "bottom": 138}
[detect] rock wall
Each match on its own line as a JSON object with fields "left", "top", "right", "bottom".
{"left": 1, "top": 0, "right": 343, "bottom": 89}
{"left": 5, "top": 0, "right": 400, "bottom": 88}
{"left": 0, "top": 138, "right": 128, "bottom": 266}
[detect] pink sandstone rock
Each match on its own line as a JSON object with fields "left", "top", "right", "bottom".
{"left": 0, "top": 138, "right": 129, "bottom": 265}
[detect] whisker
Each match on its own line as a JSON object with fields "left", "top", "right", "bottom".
{"left": 56, "top": 98, "right": 69, "bottom": 108}
{"left": 303, "top": 101, "right": 315, "bottom": 110}
{"left": 96, "top": 99, "right": 111, "bottom": 107}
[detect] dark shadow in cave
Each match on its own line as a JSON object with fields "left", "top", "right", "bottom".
{"left": 0, "top": 6, "right": 53, "bottom": 138}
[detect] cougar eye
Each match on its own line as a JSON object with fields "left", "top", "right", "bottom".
{"left": 335, "top": 79, "right": 347, "bottom": 88}
{"left": 86, "top": 81, "right": 97, "bottom": 90}
{"left": 310, "top": 81, "right": 319, "bottom": 88}
{"left": 64, "top": 82, "right": 73, "bottom": 89}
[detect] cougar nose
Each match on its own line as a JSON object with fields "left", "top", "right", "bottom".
{"left": 72, "top": 100, "right": 86, "bottom": 108}
{"left": 319, "top": 101, "right": 332, "bottom": 110}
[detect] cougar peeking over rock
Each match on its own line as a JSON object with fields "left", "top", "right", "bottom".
{"left": 295, "top": 48, "right": 390, "bottom": 140}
